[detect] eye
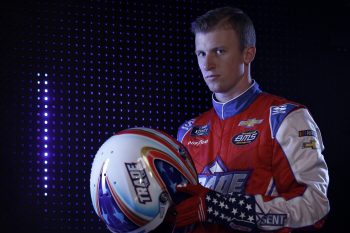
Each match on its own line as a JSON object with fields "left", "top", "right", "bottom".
{"left": 196, "top": 51, "right": 205, "bottom": 57}
{"left": 216, "top": 49, "right": 225, "bottom": 55}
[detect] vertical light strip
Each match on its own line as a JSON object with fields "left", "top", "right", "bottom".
{"left": 37, "top": 72, "right": 49, "bottom": 196}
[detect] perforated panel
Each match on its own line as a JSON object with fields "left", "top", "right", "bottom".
{"left": 1, "top": 0, "right": 340, "bottom": 232}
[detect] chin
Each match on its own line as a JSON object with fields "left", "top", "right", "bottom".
{"left": 208, "top": 87, "right": 224, "bottom": 94}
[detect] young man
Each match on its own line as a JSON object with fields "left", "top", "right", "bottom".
{"left": 175, "top": 6, "right": 330, "bottom": 233}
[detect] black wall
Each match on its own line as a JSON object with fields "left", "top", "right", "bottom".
{"left": 1, "top": 0, "right": 349, "bottom": 232}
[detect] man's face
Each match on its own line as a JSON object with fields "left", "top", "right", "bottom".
{"left": 195, "top": 28, "right": 247, "bottom": 100}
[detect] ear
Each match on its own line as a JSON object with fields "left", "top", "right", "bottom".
{"left": 243, "top": 47, "right": 256, "bottom": 64}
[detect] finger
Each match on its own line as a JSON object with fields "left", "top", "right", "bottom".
{"left": 176, "top": 184, "right": 203, "bottom": 196}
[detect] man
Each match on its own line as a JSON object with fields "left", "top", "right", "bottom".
{"left": 175, "top": 6, "right": 330, "bottom": 233}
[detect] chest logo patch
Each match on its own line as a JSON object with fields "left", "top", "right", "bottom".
{"left": 232, "top": 130, "right": 259, "bottom": 145}
{"left": 238, "top": 118, "right": 263, "bottom": 128}
{"left": 190, "top": 124, "right": 210, "bottom": 136}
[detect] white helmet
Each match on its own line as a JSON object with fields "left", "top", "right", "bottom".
{"left": 90, "top": 127, "right": 198, "bottom": 233}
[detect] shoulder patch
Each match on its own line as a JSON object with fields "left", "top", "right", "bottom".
{"left": 180, "top": 118, "right": 195, "bottom": 131}
{"left": 270, "top": 103, "right": 299, "bottom": 138}
{"left": 177, "top": 119, "right": 195, "bottom": 142}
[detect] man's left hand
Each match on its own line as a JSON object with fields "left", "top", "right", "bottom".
{"left": 175, "top": 184, "right": 210, "bottom": 227}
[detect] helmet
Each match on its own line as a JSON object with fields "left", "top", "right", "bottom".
{"left": 90, "top": 127, "right": 198, "bottom": 233}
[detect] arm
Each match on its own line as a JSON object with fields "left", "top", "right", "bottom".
{"left": 255, "top": 108, "right": 329, "bottom": 231}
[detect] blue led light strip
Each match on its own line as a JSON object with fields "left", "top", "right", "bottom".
{"left": 37, "top": 73, "right": 49, "bottom": 196}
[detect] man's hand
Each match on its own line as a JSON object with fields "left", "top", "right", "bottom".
{"left": 175, "top": 183, "right": 258, "bottom": 232}
{"left": 175, "top": 184, "right": 209, "bottom": 227}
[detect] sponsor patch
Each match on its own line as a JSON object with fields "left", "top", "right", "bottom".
{"left": 271, "top": 104, "right": 288, "bottom": 115}
{"left": 125, "top": 161, "right": 152, "bottom": 204}
{"left": 199, "top": 171, "right": 250, "bottom": 194}
{"left": 191, "top": 124, "right": 210, "bottom": 136}
{"left": 302, "top": 139, "right": 318, "bottom": 149}
{"left": 187, "top": 139, "right": 208, "bottom": 146}
{"left": 298, "top": 130, "right": 316, "bottom": 137}
{"left": 200, "top": 156, "right": 252, "bottom": 194}
{"left": 232, "top": 130, "right": 259, "bottom": 145}
{"left": 181, "top": 118, "right": 195, "bottom": 130}
{"left": 238, "top": 118, "right": 263, "bottom": 128}
{"left": 270, "top": 103, "right": 298, "bottom": 138}
{"left": 257, "top": 213, "right": 287, "bottom": 226}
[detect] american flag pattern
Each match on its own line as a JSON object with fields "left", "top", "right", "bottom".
{"left": 205, "top": 191, "right": 257, "bottom": 232}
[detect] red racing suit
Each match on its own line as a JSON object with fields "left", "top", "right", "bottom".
{"left": 177, "top": 81, "right": 330, "bottom": 233}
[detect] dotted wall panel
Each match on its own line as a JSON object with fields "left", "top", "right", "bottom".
{"left": 2, "top": 0, "right": 342, "bottom": 232}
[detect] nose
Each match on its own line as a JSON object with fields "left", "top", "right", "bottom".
{"left": 203, "top": 54, "right": 215, "bottom": 71}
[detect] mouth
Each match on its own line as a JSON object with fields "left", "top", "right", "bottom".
{"left": 205, "top": 74, "right": 219, "bottom": 79}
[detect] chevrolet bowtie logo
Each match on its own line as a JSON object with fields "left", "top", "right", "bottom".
{"left": 302, "top": 139, "right": 318, "bottom": 149}
{"left": 238, "top": 118, "right": 263, "bottom": 128}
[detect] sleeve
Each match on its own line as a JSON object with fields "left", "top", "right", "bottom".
{"left": 255, "top": 108, "right": 330, "bottom": 231}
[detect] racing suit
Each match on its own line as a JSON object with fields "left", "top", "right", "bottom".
{"left": 177, "top": 81, "right": 330, "bottom": 233}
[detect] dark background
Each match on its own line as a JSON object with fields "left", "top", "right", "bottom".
{"left": 1, "top": 0, "right": 349, "bottom": 232}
